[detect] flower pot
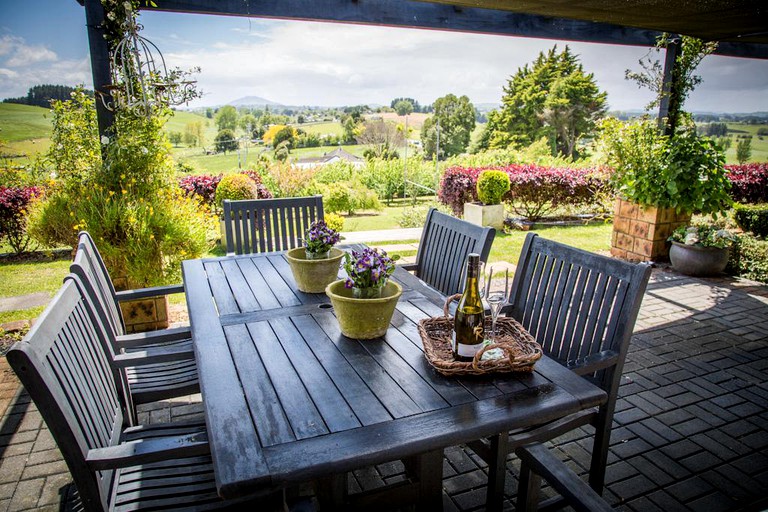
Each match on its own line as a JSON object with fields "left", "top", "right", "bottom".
{"left": 669, "top": 241, "right": 729, "bottom": 277}
{"left": 464, "top": 202, "right": 505, "bottom": 230}
{"left": 325, "top": 280, "right": 402, "bottom": 339}
{"left": 286, "top": 247, "right": 344, "bottom": 293}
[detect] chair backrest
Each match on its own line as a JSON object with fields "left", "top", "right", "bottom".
{"left": 508, "top": 233, "right": 651, "bottom": 400}
{"left": 7, "top": 278, "right": 128, "bottom": 512}
{"left": 223, "top": 196, "right": 324, "bottom": 254}
{"left": 413, "top": 208, "right": 496, "bottom": 296}
{"left": 70, "top": 231, "right": 125, "bottom": 337}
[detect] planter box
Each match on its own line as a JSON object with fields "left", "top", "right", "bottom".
{"left": 611, "top": 198, "right": 690, "bottom": 262}
{"left": 119, "top": 295, "right": 170, "bottom": 333}
{"left": 464, "top": 202, "right": 505, "bottom": 230}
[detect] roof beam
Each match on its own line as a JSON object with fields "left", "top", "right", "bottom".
{"left": 141, "top": 0, "right": 768, "bottom": 59}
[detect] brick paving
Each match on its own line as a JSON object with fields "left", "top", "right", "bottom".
{"left": 1, "top": 268, "right": 767, "bottom": 511}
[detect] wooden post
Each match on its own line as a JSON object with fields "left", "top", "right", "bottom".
{"left": 83, "top": 0, "right": 114, "bottom": 139}
{"left": 658, "top": 36, "right": 681, "bottom": 136}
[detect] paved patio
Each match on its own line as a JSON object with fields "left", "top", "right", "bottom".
{"left": 1, "top": 267, "right": 767, "bottom": 511}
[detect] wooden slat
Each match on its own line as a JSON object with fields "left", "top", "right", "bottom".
{"left": 182, "top": 260, "right": 270, "bottom": 497}
{"left": 251, "top": 256, "right": 301, "bottom": 307}
{"left": 203, "top": 261, "right": 240, "bottom": 315}
{"left": 220, "top": 258, "right": 261, "bottom": 312}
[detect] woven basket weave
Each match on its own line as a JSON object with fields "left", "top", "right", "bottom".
{"left": 419, "top": 294, "right": 543, "bottom": 376}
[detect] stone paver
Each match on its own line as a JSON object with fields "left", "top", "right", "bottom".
{"left": 0, "top": 268, "right": 767, "bottom": 511}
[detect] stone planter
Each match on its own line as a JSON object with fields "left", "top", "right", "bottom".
{"left": 464, "top": 202, "right": 505, "bottom": 230}
{"left": 669, "top": 242, "right": 730, "bottom": 277}
{"left": 286, "top": 247, "right": 344, "bottom": 293}
{"left": 325, "top": 280, "right": 402, "bottom": 339}
{"left": 119, "top": 295, "right": 170, "bottom": 333}
{"left": 611, "top": 198, "right": 691, "bottom": 262}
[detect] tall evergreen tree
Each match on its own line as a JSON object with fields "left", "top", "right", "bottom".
{"left": 478, "top": 46, "right": 607, "bottom": 157}
{"left": 421, "top": 94, "right": 475, "bottom": 159}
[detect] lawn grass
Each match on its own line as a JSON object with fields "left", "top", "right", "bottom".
{"left": 295, "top": 121, "right": 344, "bottom": 136}
{"left": 0, "top": 257, "right": 71, "bottom": 323}
{"left": 0, "top": 103, "right": 51, "bottom": 142}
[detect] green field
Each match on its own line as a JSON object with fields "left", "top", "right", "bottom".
{"left": 295, "top": 121, "right": 344, "bottom": 136}
{"left": 725, "top": 123, "right": 768, "bottom": 163}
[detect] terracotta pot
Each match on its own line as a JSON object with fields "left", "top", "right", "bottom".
{"left": 286, "top": 247, "right": 344, "bottom": 293}
{"left": 669, "top": 241, "right": 729, "bottom": 277}
{"left": 325, "top": 280, "right": 402, "bottom": 339}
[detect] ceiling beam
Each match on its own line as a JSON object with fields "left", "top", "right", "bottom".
{"left": 140, "top": 0, "right": 768, "bottom": 59}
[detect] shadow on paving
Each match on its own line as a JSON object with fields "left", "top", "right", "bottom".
{"left": 1, "top": 270, "right": 767, "bottom": 511}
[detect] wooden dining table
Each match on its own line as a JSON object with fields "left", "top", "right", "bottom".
{"left": 181, "top": 248, "right": 607, "bottom": 507}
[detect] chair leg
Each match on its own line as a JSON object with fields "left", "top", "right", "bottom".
{"left": 485, "top": 432, "right": 509, "bottom": 512}
{"left": 516, "top": 456, "right": 542, "bottom": 512}
{"left": 406, "top": 449, "right": 444, "bottom": 511}
{"left": 588, "top": 409, "right": 612, "bottom": 494}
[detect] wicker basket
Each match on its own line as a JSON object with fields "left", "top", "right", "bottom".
{"left": 419, "top": 294, "right": 543, "bottom": 376}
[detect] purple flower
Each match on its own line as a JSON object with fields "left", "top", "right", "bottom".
{"left": 342, "top": 247, "right": 399, "bottom": 294}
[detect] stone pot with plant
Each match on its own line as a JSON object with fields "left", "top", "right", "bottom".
{"left": 668, "top": 224, "right": 735, "bottom": 276}
{"left": 285, "top": 220, "right": 344, "bottom": 293}
{"left": 325, "top": 247, "right": 401, "bottom": 339}
{"left": 464, "top": 170, "right": 510, "bottom": 230}
{"left": 599, "top": 118, "right": 732, "bottom": 262}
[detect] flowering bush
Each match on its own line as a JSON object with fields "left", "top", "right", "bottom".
{"left": 726, "top": 163, "right": 768, "bottom": 204}
{"left": 304, "top": 220, "right": 340, "bottom": 255}
{"left": 438, "top": 166, "right": 481, "bottom": 216}
{"left": 343, "top": 248, "right": 398, "bottom": 293}
{"left": 0, "top": 186, "right": 42, "bottom": 254}
{"left": 668, "top": 224, "right": 735, "bottom": 249}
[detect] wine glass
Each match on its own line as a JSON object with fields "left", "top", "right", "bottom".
{"left": 486, "top": 291, "right": 506, "bottom": 342}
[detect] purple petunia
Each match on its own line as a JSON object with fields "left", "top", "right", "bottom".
{"left": 342, "top": 247, "right": 399, "bottom": 292}
{"left": 304, "top": 220, "right": 341, "bottom": 254}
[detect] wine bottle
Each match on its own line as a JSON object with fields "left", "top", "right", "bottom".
{"left": 454, "top": 253, "right": 485, "bottom": 361}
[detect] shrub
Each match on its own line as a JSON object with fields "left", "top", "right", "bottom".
{"left": 238, "top": 170, "right": 273, "bottom": 200}
{"left": 324, "top": 212, "right": 345, "bottom": 233}
{"left": 0, "top": 186, "right": 42, "bottom": 254}
{"left": 179, "top": 174, "right": 222, "bottom": 208}
{"left": 726, "top": 163, "right": 768, "bottom": 204}
{"left": 438, "top": 166, "right": 481, "bottom": 216}
{"left": 322, "top": 180, "right": 382, "bottom": 215}
{"left": 727, "top": 233, "right": 768, "bottom": 284}
{"left": 215, "top": 174, "right": 257, "bottom": 208}
{"left": 476, "top": 170, "right": 510, "bottom": 205}
{"left": 266, "top": 163, "right": 319, "bottom": 198}
{"left": 733, "top": 203, "right": 768, "bottom": 237}
{"left": 215, "top": 129, "right": 238, "bottom": 153}
{"left": 397, "top": 202, "right": 452, "bottom": 228}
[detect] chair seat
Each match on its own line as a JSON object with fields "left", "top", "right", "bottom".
{"left": 125, "top": 359, "right": 200, "bottom": 403}
{"left": 123, "top": 337, "right": 194, "bottom": 352}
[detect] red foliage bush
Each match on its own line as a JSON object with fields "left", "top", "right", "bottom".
{"left": 179, "top": 170, "right": 272, "bottom": 211}
{"left": 726, "top": 163, "right": 768, "bottom": 204}
{"left": 437, "top": 165, "right": 611, "bottom": 221}
{"left": 0, "top": 186, "right": 42, "bottom": 254}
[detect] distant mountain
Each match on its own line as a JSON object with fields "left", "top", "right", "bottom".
{"left": 475, "top": 102, "right": 500, "bottom": 112}
{"left": 228, "top": 96, "right": 282, "bottom": 107}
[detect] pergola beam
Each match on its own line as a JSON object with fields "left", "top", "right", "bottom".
{"left": 141, "top": 0, "right": 768, "bottom": 59}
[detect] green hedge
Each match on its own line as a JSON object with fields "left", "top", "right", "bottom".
{"left": 733, "top": 203, "right": 768, "bottom": 237}
{"left": 727, "top": 233, "right": 768, "bottom": 284}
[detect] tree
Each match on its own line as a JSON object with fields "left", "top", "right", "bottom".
{"left": 273, "top": 126, "right": 296, "bottom": 149}
{"left": 215, "top": 105, "right": 238, "bottom": 132}
{"left": 215, "top": 129, "right": 238, "bottom": 153}
{"left": 274, "top": 141, "right": 291, "bottom": 162}
{"left": 239, "top": 114, "right": 257, "bottom": 138}
{"left": 736, "top": 137, "right": 752, "bottom": 164}
{"left": 420, "top": 94, "right": 475, "bottom": 159}
{"left": 478, "top": 46, "right": 607, "bottom": 157}
{"left": 356, "top": 120, "right": 404, "bottom": 160}
{"left": 184, "top": 121, "right": 204, "bottom": 147}
{"left": 168, "top": 131, "right": 182, "bottom": 146}
{"left": 390, "top": 97, "right": 422, "bottom": 113}
{"left": 394, "top": 99, "right": 414, "bottom": 116}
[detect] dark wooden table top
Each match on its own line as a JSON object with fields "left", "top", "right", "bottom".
{"left": 182, "top": 250, "right": 607, "bottom": 499}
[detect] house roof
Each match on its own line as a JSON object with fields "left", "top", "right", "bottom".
{"left": 296, "top": 148, "right": 363, "bottom": 165}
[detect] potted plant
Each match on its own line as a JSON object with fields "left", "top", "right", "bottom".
{"left": 325, "top": 248, "right": 401, "bottom": 339}
{"left": 285, "top": 220, "right": 344, "bottom": 293}
{"left": 599, "top": 118, "right": 732, "bottom": 262}
{"left": 668, "top": 224, "right": 735, "bottom": 276}
{"left": 464, "top": 170, "right": 510, "bottom": 230}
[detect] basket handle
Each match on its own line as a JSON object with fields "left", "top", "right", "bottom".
{"left": 443, "top": 294, "right": 462, "bottom": 318}
{"left": 472, "top": 342, "right": 516, "bottom": 369}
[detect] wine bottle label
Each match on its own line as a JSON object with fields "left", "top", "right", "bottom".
{"left": 456, "top": 340, "right": 483, "bottom": 358}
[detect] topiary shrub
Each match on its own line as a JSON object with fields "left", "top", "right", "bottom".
{"left": 733, "top": 203, "right": 768, "bottom": 237}
{"left": 215, "top": 174, "right": 258, "bottom": 210}
{"left": 476, "top": 170, "right": 510, "bottom": 205}
{"left": 324, "top": 212, "right": 345, "bottom": 233}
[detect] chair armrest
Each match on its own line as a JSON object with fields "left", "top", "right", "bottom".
{"left": 568, "top": 350, "right": 619, "bottom": 376}
{"left": 113, "top": 345, "right": 195, "bottom": 367}
{"left": 399, "top": 263, "right": 417, "bottom": 272}
{"left": 86, "top": 431, "right": 209, "bottom": 470}
{"left": 116, "top": 326, "right": 191, "bottom": 349}
{"left": 115, "top": 283, "right": 185, "bottom": 302}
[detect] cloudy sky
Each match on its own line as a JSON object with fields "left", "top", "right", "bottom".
{"left": 1, "top": 1, "right": 767, "bottom": 113}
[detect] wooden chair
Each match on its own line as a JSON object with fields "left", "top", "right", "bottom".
{"left": 222, "top": 195, "right": 324, "bottom": 254}
{"left": 515, "top": 443, "right": 613, "bottom": 512}
{"left": 68, "top": 232, "right": 199, "bottom": 421}
{"left": 6, "top": 279, "right": 277, "bottom": 512}
{"left": 402, "top": 208, "right": 495, "bottom": 296}
{"left": 468, "top": 233, "right": 651, "bottom": 510}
